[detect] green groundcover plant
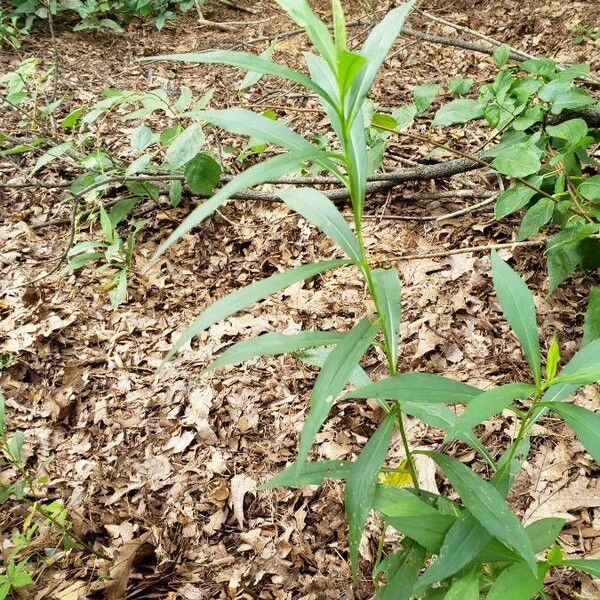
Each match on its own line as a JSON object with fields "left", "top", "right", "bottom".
{"left": 144, "top": 1, "right": 600, "bottom": 597}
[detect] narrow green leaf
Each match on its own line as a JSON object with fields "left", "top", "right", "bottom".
{"left": 583, "top": 286, "right": 600, "bottom": 345}
{"left": 447, "top": 383, "right": 536, "bottom": 441}
{"left": 258, "top": 459, "right": 349, "bottom": 490}
{"left": 491, "top": 251, "right": 542, "bottom": 387}
{"left": 155, "top": 150, "right": 317, "bottom": 257}
{"left": 337, "top": 50, "right": 367, "bottom": 97}
{"left": 99, "top": 204, "right": 114, "bottom": 244}
{"left": 298, "top": 318, "right": 379, "bottom": 463}
{"left": 544, "top": 402, "right": 600, "bottom": 462}
{"left": 544, "top": 339, "right": 600, "bottom": 403}
{"left": 345, "top": 413, "right": 395, "bottom": 577}
{"left": 331, "top": 0, "right": 347, "bottom": 52}
{"left": 371, "top": 268, "right": 402, "bottom": 373}
{"left": 295, "top": 347, "right": 372, "bottom": 388}
{"left": 278, "top": 188, "right": 361, "bottom": 262}
{"left": 275, "top": 0, "right": 337, "bottom": 70}
{"left": 0, "top": 392, "right": 5, "bottom": 435}
{"left": 142, "top": 50, "right": 334, "bottom": 104}
{"left": 203, "top": 330, "right": 342, "bottom": 374}
{"left": 486, "top": 562, "right": 546, "bottom": 600}
{"left": 425, "top": 451, "right": 537, "bottom": 572}
{"left": 443, "top": 567, "right": 479, "bottom": 600}
{"left": 376, "top": 544, "right": 427, "bottom": 600}
{"left": 162, "top": 259, "right": 349, "bottom": 366}
{"left": 239, "top": 41, "right": 277, "bottom": 90}
{"left": 351, "top": 1, "right": 416, "bottom": 116}
{"left": 30, "top": 141, "right": 73, "bottom": 175}
{"left": 416, "top": 512, "right": 490, "bottom": 588}
{"left": 165, "top": 123, "right": 204, "bottom": 169}
{"left": 344, "top": 373, "right": 481, "bottom": 404}
{"left": 9, "top": 430, "right": 24, "bottom": 461}
{"left": 561, "top": 559, "right": 600, "bottom": 578}
{"left": 448, "top": 77, "right": 474, "bottom": 96}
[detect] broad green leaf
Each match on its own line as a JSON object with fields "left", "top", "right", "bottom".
{"left": 372, "top": 268, "right": 402, "bottom": 373}
{"left": 131, "top": 123, "right": 153, "bottom": 151}
{"left": 343, "top": 373, "right": 481, "bottom": 404}
{"left": 493, "top": 45, "right": 511, "bottom": 67}
{"left": 413, "top": 83, "right": 439, "bottom": 114}
{"left": 517, "top": 198, "right": 554, "bottom": 241}
{"left": 486, "top": 562, "right": 546, "bottom": 600}
{"left": 583, "top": 286, "right": 600, "bottom": 345}
{"left": 491, "top": 251, "right": 542, "bottom": 387}
{"left": 9, "top": 430, "right": 24, "bottom": 461}
{"left": 125, "top": 154, "right": 151, "bottom": 177}
{"left": 298, "top": 318, "right": 379, "bottom": 464}
{"left": 546, "top": 239, "right": 584, "bottom": 293}
{"left": 544, "top": 402, "right": 600, "bottom": 462}
{"left": 417, "top": 512, "right": 491, "bottom": 588}
{"left": 376, "top": 544, "right": 427, "bottom": 600}
{"left": 184, "top": 152, "right": 221, "bottom": 196}
{"left": 109, "top": 270, "right": 128, "bottom": 309}
{"left": 432, "top": 99, "right": 485, "bottom": 127}
{"left": 425, "top": 452, "right": 537, "bottom": 572}
{"left": 546, "top": 118, "right": 588, "bottom": 146}
{"left": 162, "top": 259, "right": 349, "bottom": 366}
{"left": 99, "top": 204, "right": 114, "bottom": 243}
{"left": 277, "top": 188, "right": 361, "bottom": 262}
{"left": 543, "top": 339, "right": 600, "bottom": 403}
{"left": 143, "top": 50, "right": 334, "bottom": 105}
{"left": 374, "top": 485, "right": 456, "bottom": 552}
{"left": 30, "top": 141, "right": 73, "bottom": 174}
{"left": 495, "top": 185, "right": 538, "bottom": 220}
{"left": 60, "top": 107, "right": 85, "bottom": 129}
{"left": 165, "top": 124, "right": 204, "bottom": 169}
{"left": 346, "top": 413, "right": 394, "bottom": 577}
{"left": 351, "top": 1, "right": 416, "bottom": 118}
{"left": 538, "top": 80, "right": 595, "bottom": 115}
{"left": 580, "top": 175, "right": 600, "bottom": 202}
{"left": 448, "top": 77, "right": 474, "bottom": 96}
{"left": 492, "top": 144, "right": 542, "bottom": 177}
{"left": 257, "top": 459, "right": 349, "bottom": 490}
{"left": 447, "top": 383, "right": 535, "bottom": 441}
{"left": 443, "top": 567, "right": 479, "bottom": 600}
{"left": 155, "top": 150, "right": 317, "bottom": 257}
{"left": 108, "top": 197, "right": 138, "bottom": 227}
{"left": 337, "top": 50, "right": 367, "bottom": 97}
{"left": 203, "top": 330, "right": 342, "bottom": 373}
{"left": 561, "top": 559, "right": 600, "bottom": 578}
{"left": 391, "top": 104, "right": 417, "bottom": 130}
{"left": 275, "top": 0, "right": 337, "bottom": 70}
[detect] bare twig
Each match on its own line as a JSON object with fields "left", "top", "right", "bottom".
{"left": 216, "top": 0, "right": 257, "bottom": 14}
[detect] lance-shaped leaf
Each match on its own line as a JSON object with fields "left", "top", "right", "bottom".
{"left": 543, "top": 339, "right": 600, "bottom": 403}
{"left": 416, "top": 511, "right": 491, "bottom": 589}
{"left": 161, "top": 259, "right": 349, "bottom": 366}
{"left": 296, "top": 347, "right": 372, "bottom": 388}
{"left": 346, "top": 110, "right": 369, "bottom": 217}
{"left": 583, "top": 286, "right": 600, "bottom": 346}
{"left": 446, "top": 383, "right": 536, "bottom": 441}
{"left": 349, "top": 1, "right": 416, "bottom": 118}
{"left": 331, "top": 0, "right": 346, "bottom": 53}
{"left": 343, "top": 373, "right": 481, "bottom": 404}
{"left": 155, "top": 150, "right": 320, "bottom": 257}
{"left": 443, "top": 568, "right": 479, "bottom": 600}
{"left": 297, "top": 318, "right": 379, "bottom": 463}
{"left": 486, "top": 562, "right": 546, "bottom": 600}
{"left": 258, "top": 459, "right": 350, "bottom": 490}
{"left": 142, "top": 50, "right": 334, "bottom": 105}
{"left": 203, "top": 331, "right": 342, "bottom": 374}
{"left": 375, "top": 544, "right": 427, "bottom": 600}
{"left": 274, "top": 0, "right": 337, "bottom": 70}
{"left": 278, "top": 188, "right": 361, "bottom": 262}
{"left": 560, "top": 559, "right": 600, "bottom": 579}
{"left": 491, "top": 251, "right": 542, "bottom": 387}
{"left": 371, "top": 268, "right": 402, "bottom": 373}
{"left": 345, "top": 413, "right": 395, "bottom": 577}
{"left": 548, "top": 342, "right": 600, "bottom": 386}
{"left": 425, "top": 452, "right": 537, "bottom": 573}
{"left": 543, "top": 402, "right": 600, "bottom": 463}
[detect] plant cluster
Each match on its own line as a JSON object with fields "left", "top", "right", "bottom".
{"left": 4, "top": 0, "right": 200, "bottom": 42}
{"left": 139, "top": 1, "right": 600, "bottom": 597}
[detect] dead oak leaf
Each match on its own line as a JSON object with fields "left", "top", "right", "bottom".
{"left": 229, "top": 474, "right": 256, "bottom": 527}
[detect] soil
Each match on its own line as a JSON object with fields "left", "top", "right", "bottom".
{"left": 1, "top": 0, "right": 599, "bottom": 598}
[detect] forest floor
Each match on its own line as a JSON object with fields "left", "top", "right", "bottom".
{"left": 1, "top": 0, "right": 600, "bottom": 598}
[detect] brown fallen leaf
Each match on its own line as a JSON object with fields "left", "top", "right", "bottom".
{"left": 105, "top": 532, "right": 152, "bottom": 600}
{"left": 229, "top": 474, "right": 256, "bottom": 527}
